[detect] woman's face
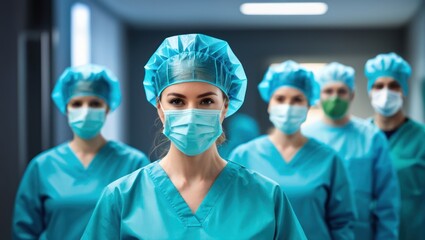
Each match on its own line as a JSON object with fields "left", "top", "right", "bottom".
{"left": 158, "top": 82, "right": 229, "bottom": 123}
{"left": 268, "top": 87, "right": 308, "bottom": 111}
{"left": 67, "top": 96, "right": 108, "bottom": 113}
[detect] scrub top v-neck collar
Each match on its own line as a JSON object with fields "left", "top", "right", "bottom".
{"left": 147, "top": 160, "right": 237, "bottom": 227}
{"left": 317, "top": 118, "right": 353, "bottom": 132}
{"left": 264, "top": 136, "right": 312, "bottom": 169}
{"left": 64, "top": 141, "right": 112, "bottom": 173}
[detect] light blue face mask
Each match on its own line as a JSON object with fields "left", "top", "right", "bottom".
{"left": 68, "top": 107, "right": 106, "bottom": 140}
{"left": 269, "top": 104, "right": 308, "bottom": 135}
{"left": 162, "top": 108, "right": 223, "bottom": 156}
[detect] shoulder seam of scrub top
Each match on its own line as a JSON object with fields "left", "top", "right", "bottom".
{"left": 390, "top": 119, "right": 419, "bottom": 139}
{"left": 109, "top": 140, "right": 138, "bottom": 155}
{"left": 233, "top": 135, "right": 268, "bottom": 152}
{"left": 307, "top": 138, "right": 336, "bottom": 157}
{"left": 229, "top": 135, "right": 268, "bottom": 166}
{"left": 390, "top": 119, "right": 425, "bottom": 149}
{"left": 33, "top": 142, "right": 69, "bottom": 162}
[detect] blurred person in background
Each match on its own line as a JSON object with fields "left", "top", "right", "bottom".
{"left": 302, "top": 62, "right": 400, "bottom": 240}
{"left": 365, "top": 52, "right": 425, "bottom": 240}
{"left": 230, "top": 60, "right": 356, "bottom": 240}
{"left": 219, "top": 113, "right": 260, "bottom": 159}
{"left": 13, "top": 64, "right": 150, "bottom": 240}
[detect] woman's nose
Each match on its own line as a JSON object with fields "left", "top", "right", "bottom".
{"left": 186, "top": 102, "right": 199, "bottom": 109}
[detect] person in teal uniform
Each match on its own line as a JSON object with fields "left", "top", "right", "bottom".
{"left": 365, "top": 52, "right": 425, "bottom": 240}
{"left": 302, "top": 62, "right": 400, "bottom": 240}
{"left": 12, "top": 64, "right": 150, "bottom": 240}
{"left": 82, "top": 34, "right": 306, "bottom": 240}
{"left": 229, "top": 60, "right": 356, "bottom": 240}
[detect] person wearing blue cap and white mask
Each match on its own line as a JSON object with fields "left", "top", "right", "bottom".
{"left": 230, "top": 60, "right": 356, "bottom": 240}
{"left": 302, "top": 62, "right": 400, "bottom": 240}
{"left": 12, "top": 64, "right": 150, "bottom": 240}
{"left": 82, "top": 34, "right": 306, "bottom": 239}
{"left": 365, "top": 52, "right": 425, "bottom": 240}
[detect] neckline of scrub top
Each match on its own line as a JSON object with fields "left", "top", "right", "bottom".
{"left": 386, "top": 118, "right": 411, "bottom": 143}
{"left": 370, "top": 117, "right": 410, "bottom": 140}
{"left": 264, "top": 135, "right": 313, "bottom": 168}
{"left": 316, "top": 118, "right": 354, "bottom": 132}
{"left": 147, "top": 160, "right": 237, "bottom": 227}
{"left": 64, "top": 141, "right": 113, "bottom": 172}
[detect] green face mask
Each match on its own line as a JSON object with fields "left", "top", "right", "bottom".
{"left": 321, "top": 96, "right": 349, "bottom": 120}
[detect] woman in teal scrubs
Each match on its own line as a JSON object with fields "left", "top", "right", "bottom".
{"left": 12, "top": 65, "right": 150, "bottom": 240}
{"left": 230, "top": 61, "right": 356, "bottom": 240}
{"left": 82, "top": 34, "right": 306, "bottom": 239}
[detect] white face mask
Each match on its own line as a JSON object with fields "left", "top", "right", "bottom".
{"left": 371, "top": 88, "right": 403, "bottom": 117}
{"left": 269, "top": 104, "right": 308, "bottom": 135}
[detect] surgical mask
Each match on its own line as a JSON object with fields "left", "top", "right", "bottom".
{"left": 371, "top": 88, "right": 403, "bottom": 117}
{"left": 162, "top": 108, "right": 223, "bottom": 156}
{"left": 322, "top": 96, "right": 349, "bottom": 120}
{"left": 68, "top": 108, "right": 106, "bottom": 140}
{"left": 269, "top": 104, "right": 308, "bottom": 135}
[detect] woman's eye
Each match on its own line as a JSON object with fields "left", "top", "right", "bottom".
{"left": 169, "top": 98, "right": 184, "bottom": 105}
{"left": 373, "top": 84, "right": 384, "bottom": 90}
{"left": 89, "top": 101, "right": 102, "bottom": 108}
{"left": 275, "top": 96, "right": 284, "bottom": 103}
{"left": 200, "top": 98, "right": 214, "bottom": 105}
{"left": 70, "top": 101, "right": 82, "bottom": 108}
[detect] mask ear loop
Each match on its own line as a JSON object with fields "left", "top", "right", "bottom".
{"left": 220, "top": 95, "right": 231, "bottom": 118}
{"left": 158, "top": 100, "right": 166, "bottom": 112}
{"left": 217, "top": 102, "right": 227, "bottom": 119}
{"left": 157, "top": 99, "right": 167, "bottom": 127}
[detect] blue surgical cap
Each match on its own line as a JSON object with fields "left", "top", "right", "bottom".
{"left": 51, "top": 64, "right": 121, "bottom": 114}
{"left": 317, "top": 62, "right": 355, "bottom": 91}
{"left": 258, "top": 60, "right": 316, "bottom": 105}
{"left": 365, "top": 52, "right": 411, "bottom": 95}
{"left": 143, "top": 33, "right": 247, "bottom": 117}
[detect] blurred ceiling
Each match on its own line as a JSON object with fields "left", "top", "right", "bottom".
{"left": 96, "top": 0, "right": 423, "bottom": 29}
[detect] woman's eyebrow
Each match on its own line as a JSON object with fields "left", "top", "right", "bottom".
{"left": 197, "top": 92, "right": 218, "bottom": 98}
{"left": 166, "top": 93, "right": 186, "bottom": 98}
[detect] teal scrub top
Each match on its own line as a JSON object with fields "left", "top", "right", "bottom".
{"left": 12, "top": 141, "right": 150, "bottom": 240}
{"left": 302, "top": 117, "right": 400, "bottom": 240}
{"left": 229, "top": 136, "right": 356, "bottom": 240}
{"left": 377, "top": 119, "right": 425, "bottom": 240}
{"left": 82, "top": 161, "right": 307, "bottom": 240}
